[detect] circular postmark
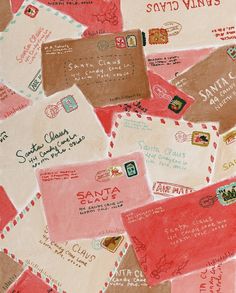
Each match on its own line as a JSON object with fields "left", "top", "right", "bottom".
{"left": 199, "top": 195, "right": 217, "bottom": 208}
{"left": 44, "top": 104, "right": 60, "bottom": 119}
{"left": 163, "top": 21, "right": 182, "bottom": 37}
{"left": 97, "top": 40, "right": 110, "bottom": 51}
{"left": 175, "top": 131, "right": 188, "bottom": 143}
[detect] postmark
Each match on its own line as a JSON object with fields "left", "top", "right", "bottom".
{"left": 115, "top": 36, "right": 126, "bottom": 48}
{"left": 149, "top": 28, "right": 168, "bottom": 45}
{"left": 124, "top": 161, "right": 138, "bottom": 178}
{"left": 126, "top": 35, "right": 137, "bottom": 48}
{"left": 217, "top": 182, "right": 236, "bottom": 206}
{"left": 223, "top": 130, "right": 236, "bottom": 145}
{"left": 91, "top": 239, "right": 102, "bottom": 250}
{"left": 168, "top": 96, "right": 186, "bottom": 113}
{"left": 199, "top": 195, "right": 218, "bottom": 208}
{"left": 45, "top": 96, "right": 78, "bottom": 118}
{"left": 101, "top": 236, "right": 124, "bottom": 253}
{"left": 175, "top": 131, "right": 189, "bottom": 143}
{"left": 226, "top": 46, "right": 236, "bottom": 61}
{"left": 24, "top": 5, "right": 39, "bottom": 18}
{"left": 97, "top": 40, "right": 110, "bottom": 51}
{"left": 28, "top": 70, "right": 42, "bottom": 92}
{"left": 192, "top": 131, "right": 210, "bottom": 147}
{"left": 95, "top": 169, "right": 111, "bottom": 182}
{"left": 163, "top": 21, "right": 182, "bottom": 37}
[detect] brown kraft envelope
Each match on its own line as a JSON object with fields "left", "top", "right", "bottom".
{"left": 41, "top": 30, "right": 151, "bottom": 107}
{"left": 0, "top": 252, "right": 23, "bottom": 292}
{"left": 172, "top": 45, "right": 236, "bottom": 134}
{"left": 106, "top": 246, "right": 171, "bottom": 293}
{"left": 0, "top": 0, "right": 13, "bottom": 32}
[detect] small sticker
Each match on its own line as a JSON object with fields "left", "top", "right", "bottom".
{"left": 199, "top": 195, "right": 217, "bottom": 208}
{"left": 61, "top": 95, "right": 78, "bottom": 113}
{"left": 101, "top": 236, "right": 124, "bottom": 253}
{"left": 223, "top": 130, "right": 236, "bottom": 145}
{"left": 226, "top": 47, "right": 236, "bottom": 61}
{"left": 115, "top": 36, "right": 126, "bottom": 49}
{"left": 24, "top": 5, "right": 39, "bottom": 18}
{"left": 192, "top": 131, "right": 210, "bottom": 147}
{"left": 126, "top": 35, "right": 137, "bottom": 47}
{"left": 108, "top": 166, "right": 124, "bottom": 178}
{"left": 149, "top": 28, "right": 168, "bottom": 45}
{"left": 28, "top": 70, "right": 42, "bottom": 92}
{"left": 124, "top": 161, "right": 138, "bottom": 178}
{"left": 168, "top": 96, "right": 186, "bottom": 113}
{"left": 217, "top": 182, "right": 236, "bottom": 206}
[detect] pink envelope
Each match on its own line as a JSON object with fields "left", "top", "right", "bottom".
{"left": 0, "top": 83, "right": 30, "bottom": 120}
{"left": 7, "top": 269, "right": 56, "bottom": 293}
{"left": 11, "top": 0, "right": 122, "bottom": 36}
{"left": 0, "top": 186, "right": 17, "bottom": 231}
{"left": 37, "top": 152, "right": 152, "bottom": 242}
{"left": 122, "top": 177, "right": 236, "bottom": 286}
{"left": 146, "top": 48, "right": 215, "bottom": 80}
{"left": 95, "top": 71, "right": 194, "bottom": 135}
{"left": 171, "top": 259, "right": 236, "bottom": 293}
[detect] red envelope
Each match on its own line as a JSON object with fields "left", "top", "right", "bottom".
{"left": 122, "top": 177, "right": 236, "bottom": 286}
{"left": 0, "top": 186, "right": 17, "bottom": 231}
{"left": 11, "top": 0, "right": 122, "bottom": 36}
{"left": 37, "top": 152, "right": 152, "bottom": 242}
{"left": 7, "top": 269, "right": 56, "bottom": 293}
{"left": 95, "top": 71, "right": 194, "bottom": 135}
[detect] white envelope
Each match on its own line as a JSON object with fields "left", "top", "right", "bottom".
{"left": 0, "top": 0, "right": 85, "bottom": 100}
{"left": 213, "top": 126, "right": 236, "bottom": 182}
{"left": 121, "top": 0, "right": 236, "bottom": 53}
{"left": 0, "top": 85, "right": 107, "bottom": 209}
{"left": 108, "top": 112, "right": 219, "bottom": 199}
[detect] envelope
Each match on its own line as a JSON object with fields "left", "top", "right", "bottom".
{"left": 41, "top": 30, "right": 151, "bottom": 106}
{"left": 0, "top": 252, "right": 23, "bottom": 291}
{"left": 106, "top": 245, "right": 171, "bottom": 293}
{"left": 0, "top": 194, "right": 129, "bottom": 293}
{"left": 171, "top": 259, "right": 236, "bottom": 293}
{"left": 172, "top": 45, "right": 236, "bottom": 134}
{"left": 213, "top": 127, "right": 236, "bottom": 182}
{"left": 0, "top": 85, "right": 107, "bottom": 209}
{"left": 108, "top": 112, "right": 219, "bottom": 199}
{"left": 7, "top": 269, "right": 56, "bottom": 293}
{"left": 121, "top": 1, "right": 236, "bottom": 53}
{"left": 95, "top": 72, "right": 194, "bottom": 135}
{"left": 0, "top": 0, "right": 85, "bottom": 101}
{"left": 37, "top": 152, "right": 152, "bottom": 242}
{"left": 0, "top": 0, "right": 13, "bottom": 32}
{"left": 146, "top": 48, "right": 214, "bottom": 80}
{"left": 122, "top": 177, "right": 236, "bottom": 286}
{"left": 0, "top": 186, "right": 17, "bottom": 232}
{"left": 0, "top": 83, "right": 31, "bottom": 120}
{"left": 11, "top": 0, "right": 122, "bottom": 37}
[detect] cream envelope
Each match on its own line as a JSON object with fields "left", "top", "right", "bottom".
{"left": 121, "top": 0, "right": 236, "bottom": 53}
{"left": 213, "top": 127, "right": 236, "bottom": 182}
{"left": 0, "top": 85, "right": 107, "bottom": 209}
{"left": 171, "top": 259, "right": 236, "bottom": 293}
{"left": 0, "top": 0, "right": 85, "bottom": 100}
{"left": 108, "top": 113, "right": 219, "bottom": 199}
{"left": 37, "top": 152, "right": 152, "bottom": 242}
{"left": 0, "top": 194, "right": 129, "bottom": 293}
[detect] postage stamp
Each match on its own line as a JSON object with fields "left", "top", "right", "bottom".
{"left": 192, "top": 131, "right": 210, "bottom": 147}
{"left": 149, "top": 28, "right": 168, "bottom": 45}
{"left": 217, "top": 182, "right": 236, "bottom": 206}
{"left": 101, "top": 236, "right": 124, "bottom": 253}
{"left": 168, "top": 96, "right": 186, "bottom": 113}
{"left": 24, "top": 5, "right": 39, "bottom": 18}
